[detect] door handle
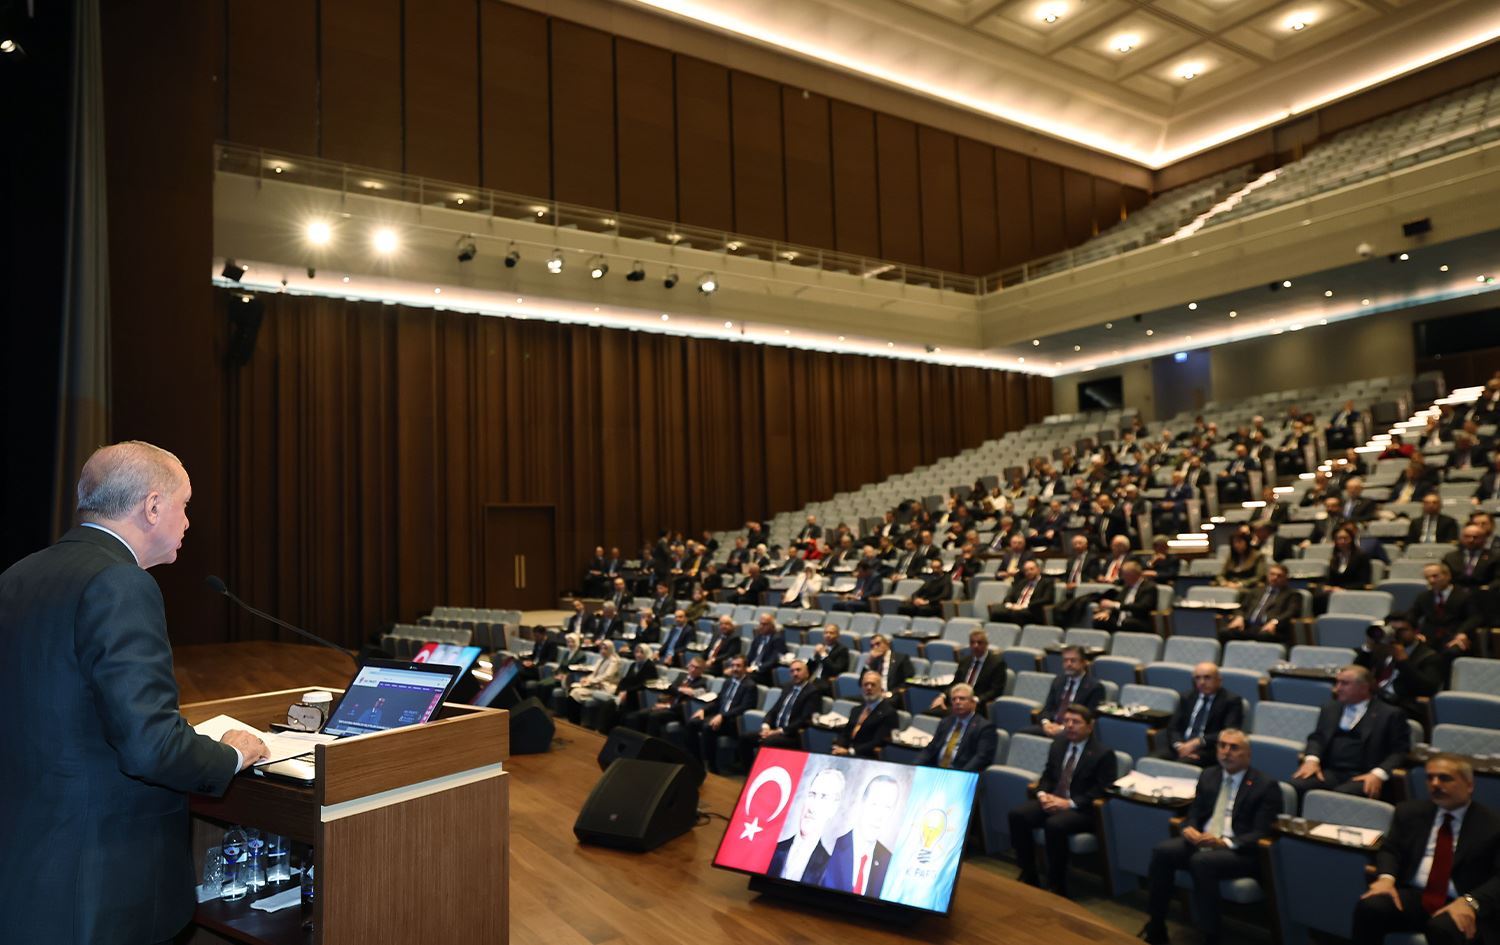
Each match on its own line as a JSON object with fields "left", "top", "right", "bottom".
{"left": 514, "top": 555, "right": 520, "bottom": 587}
{"left": 520, "top": 555, "right": 527, "bottom": 589}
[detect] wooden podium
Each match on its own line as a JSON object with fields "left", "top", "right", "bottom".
{"left": 181, "top": 687, "right": 509, "bottom": 945}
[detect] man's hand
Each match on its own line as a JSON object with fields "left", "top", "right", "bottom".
{"left": 1260, "top": 619, "right": 1279, "bottom": 636}
{"left": 690, "top": 709, "right": 705, "bottom": 722}
{"left": 1449, "top": 634, "right": 1472, "bottom": 652}
{"left": 220, "top": 730, "right": 270, "bottom": 771}
{"left": 832, "top": 745, "right": 850, "bottom": 756}
{"left": 1227, "top": 616, "right": 1245, "bottom": 631}
{"left": 930, "top": 693, "right": 947, "bottom": 711}
{"left": 1181, "top": 825, "right": 1204, "bottom": 845}
{"left": 708, "top": 715, "right": 722, "bottom": 731}
{"left": 1175, "top": 738, "right": 1201, "bottom": 760}
{"left": 1038, "top": 792, "right": 1069, "bottom": 814}
{"left": 1360, "top": 875, "right": 1403, "bottom": 910}
{"left": 1434, "top": 897, "right": 1478, "bottom": 939}
{"left": 1292, "top": 758, "right": 1324, "bottom": 781}
{"left": 1040, "top": 720, "right": 1062, "bottom": 737}
{"left": 1351, "top": 772, "right": 1384, "bottom": 798}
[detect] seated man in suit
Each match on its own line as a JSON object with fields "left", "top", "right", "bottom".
{"left": 1008, "top": 704, "right": 1118, "bottom": 898}
{"left": 685, "top": 656, "right": 757, "bottom": 774}
{"left": 1152, "top": 663, "right": 1245, "bottom": 766}
{"left": 1407, "top": 493, "right": 1461, "bottom": 545}
{"left": 1354, "top": 614, "right": 1443, "bottom": 723}
{"left": 863, "top": 634, "right": 914, "bottom": 697}
{"left": 1155, "top": 470, "right": 1196, "bottom": 535}
{"left": 729, "top": 564, "right": 769, "bottom": 606}
{"left": 932, "top": 629, "right": 1007, "bottom": 714}
{"left": 516, "top": 625, "right": 559, "bottom": 684}
{"left": 1028, "top": 645, "right": 1107, "bottom": 737}
{"left": 604, "top": 576, "right": 633, "bottom": 614}
{"left": 807, "top": 624, "right": 852, "bottom": 688}
{"left": 703, "top": 614, "right": 743, "bottom": 675}
{"left": 994, "top": 533, "right": 1035, "bottom": 581}
{"left": 1053, "top": 533, "right": 1104, "bottom": 628}
{"left": 832, "top": 670, "right": 898, "bottom": 758}
{"left": 588, "top": 601, "right": 624, "bottom": 643}
{"left": 1409, "top": 562, "right": 1483, "bottom": 665}
{"left": 914, "top": 683, "right": 998, "bottom": 772}
{"left": 1351, "top": 754, "right": 1500, "bottom": 945}
{"left": 623, "top": 656, "right": 708, "bottom": 737}
{"left": 832, "top": 560, "right": 885, "bottom": 613}
{"left": 656, "top": 609, "right": 695, "bottom": 669}
{"left": 1139, "top": 729, "right": 1282, "bottom": 945}
{"left": 583, "top": 642, "right": 657, "bottom": 733}
{"left": 769, "top": 765, "right": 845, "bottom": 885}
{"left": 991, "top": 559, "right": 1053, "bottom": 625}
{"left": 1092, "top": 560, "right": 1157, "bottom": 632}
{"left": 748, "top": 659, "right": 821, "bottom": 755}
{"left": 1289, "top": 665, "right": 1411, "bottom": 798}
{"left": 742, "top": 613, "right": 788, "bottom": 686}
{"left": 1140, "top": 536, "right": 1183, "bottom": 585}
{"left": 1444, "top": 524, "right": 1497, "bottom": 590}
{"left": 1221, "top": 563, "right": 1300, "bottom": 646}
{"left": 1216, "top": 444, "right": 1258, "bottom": 504}
{"left": 1325, "top": 400, "right": 1361, "bottom": 451}
{"left": 819, "top": 772, "right": 901, "bottom": 898}
{"left": 564, "top": 639, "right": 624, "bottom": 723}
{"left": 897, "top": 557, "right": 953, "bottom": 618}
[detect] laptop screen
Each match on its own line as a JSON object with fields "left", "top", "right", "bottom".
{"left": 322, "top": 661, "right": 458, "bottom": 738}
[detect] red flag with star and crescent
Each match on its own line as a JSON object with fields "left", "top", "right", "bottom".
{"left": 714, "top": 748, "right": 810, "bottom": 873}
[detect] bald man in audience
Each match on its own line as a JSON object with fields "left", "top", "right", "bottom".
{"left": 1153, "top": 664, "right": 1245, "bottom": 766}
{"left": 1289, "top": 666, "right": 1410, "bottom": 798}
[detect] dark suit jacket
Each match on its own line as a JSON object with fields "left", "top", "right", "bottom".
{"left": 1099, "top": 579, "right": 1157, "bottom": 631}
{"left": 743, "top": 633, "right": 788, "bottom": 672}
{"left": 615, "top": 659, "right": 659, "bottom": 710}
{"left": 835, "top": 698, "right": 898, "bottom": 757}
{"left": 1324, "top": 549, "right": 1373, "bottom": 590}
{"left": 910, "top": 571, "right": 953, "bottom": 604}
{"left": 1444, "top": 548, "right": 1497, "bottom": 588}
{"left": 1236, "top": 585, "right": 1301, "bottom": 639}
{"left": 1039, "top": 673, "right": 1106, "bottom": 723}
{"left": 525, "top": 637, "right": 561, "bottom": 665}
{"left": 704, "top": 676, "right": 759, "bottom": 723}
{"left": 821, "top": 832, "right": 892, "bottom": 897}
{"left": 657, "top": 622, "right": 694, "bottom": 664}
{"left": 866, "top": 652, "right": 915, "bottom": 690}
{"left": 704, "top": 633, "right": 743, "bottom": 672}
{"left": 1354, "top": 642, "right": 1443, "bottom": 717}
{"left": 1304, "top": 697, "right": 1412, "bottom": 778}
{"left": 808, "top": 643, "right": 851, "bottom": 682}
{"left": 1338, "top": 497, "right": 1378, "bottom": 522}
{"left": 1184, "top": 765, "right": 1281, "bottom": 852}
{"left": 845, "top": 570, "right": 885, "bottom": 603}
{"left": 994, "top": 576, "right": 1053, "bottom": 625}
{"left": 0, "top": 527, "right": 239, "bottom": 945}
{"left": 730, "top": 575, "right": 770, "bottom": 603}
{"left": 1037, "top": 735, "right": 1118, "bottom": 809}
{"left": 763, "top": 682, "right": 820, "bottom": 736}
{"left": 1163, "top": 690, "right": 1246, "bottom": 764}
{"left": 954, "top": 652, "right": 1008, "bottom": 704}
{"left": 1407, "top": 586, "right": 1483, "bottom": 646}
{"left": 915, "top": 713, "right": 999, "bottom": 772}
{"left": 1406, "top": 514, "right": 1460, "bottom": 545}
{"left": 1059, "top": 553, "right": 1103, "bottom": 586}
{"left": 1376, "top": 799, "right": 1500, "bottom": 940}
{"left": 768, "top": 833, "right": 833, "bottom": 884}
{"left": 590, "top": 614, "right": 624, "bottom": 640}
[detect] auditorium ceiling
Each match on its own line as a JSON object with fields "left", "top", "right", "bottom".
{"left": 614, "top": 0, "right": 1500, "bottom": 166}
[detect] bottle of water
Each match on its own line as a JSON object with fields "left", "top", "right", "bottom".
{"left": 221, "top": 828, "right": 248, "bottom": 902}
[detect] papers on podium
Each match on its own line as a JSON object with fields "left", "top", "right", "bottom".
{"left": 193, "top": 713, "right": 337, "bottom": 765}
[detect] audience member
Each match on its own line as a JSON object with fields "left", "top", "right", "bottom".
{"left": 704, "top": 615, "right": 743, "bottom": 675}
{"left": 914, "top": 683, "right": 998, "bottom": 772}
{"left": 831, "top": 670, "right": 897, "bottom": 758}
{"left": 1153, "top": 663, "right": 1246, "bottom": 766}
{"left": 1354, "top": 614, "right": 1443, "bottom": 723}
{"left": 1289, "top": 666, "right": 1410, "bottom": 798}
{"left": 1222, "top": 563, "right": 1299, "bottom": 645}
{"left": 1029, "top": 646, "right": 1105, "bottom": 737}
{"left": 1093, "top": 560, "right": 1156, "bottom": 632}
{"left": 1216, "top": 531, "right": 1267, "bottom": 589}
{"left": 1407, "top": 493, "right": 1460, "bottom": 545}
{"left": 898, "top": 557, "right": 953, "bottom": 618}
{"left": 807, "top": 625, "right": 852, "bottom": 686}
{"left": 993, "top": 558, "right": 1052, "bottom": 625}
{"left": 743, "top": 613, "right": 788, "bottom": 686}
{"left": 685, "top": 656, "right": 757, "bottom": 774}
{"left": 863, "top": 634, "right": 914, "bottom": 697}
{"left": 747, "top": 659, "right": 819, "bottom": 754}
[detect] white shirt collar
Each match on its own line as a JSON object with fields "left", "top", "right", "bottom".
{"left": 80, "top": 522, "right": 140, "bottom": 565}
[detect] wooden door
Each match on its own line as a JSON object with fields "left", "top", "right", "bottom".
{"left": 482, "top": 505, "right": 557, "bottom": 610}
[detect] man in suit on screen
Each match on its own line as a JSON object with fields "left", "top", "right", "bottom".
{"left": 821, "top": 773, "right": 902, "bottom": 898}
{"left": 768, "top": 765, "right": 845, "bottom": 884}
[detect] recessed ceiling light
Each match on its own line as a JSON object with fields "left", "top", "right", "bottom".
{"left": 1284, "top": 12, "right": 1314, "bottom": 31}
{"left": 725, "top": 321, "right": 733, "bottom": 328}
{"left": 1018, "top": 357, "right": 1025, "bottom": 363}
{"left": 1440, "top": 265, "right": 1450, "bottom": 272}
{"left": 515, "top": 297, "right": 524, "bottom": 303}
{"left": 1282, "top": 280, "right": 1292, "bottom": 288}
{"left": 341, "top": 276, "right": 350, "bottom": 284}
{"left": 888, "top": 342, "right": 895, "bottom": 348}
{"left": 1319, "top": 319, "right": 1328, "bottom": 325}
{"left": 1399, "top": 253, "right": 1410, "bottom": 261}
{"left": 1178, "top": 63, "right": 1202, "bottom": 80}
{"left": 1105, "top": 322, "right": 1113, "bottom": 329}
{"left": 1361, "top": 298, "right": 1370, "bottom": 305}
{"left": 1073, "top": 345, "right": 1082, "bottom": 351}
{"left": 1187, "top": 302, "right": 1197, "bottom": 310}
{"left": 1145, "top": 329, "right": 1154, "bottom": 336}
{"left": 433, "top": 287, "right": 441, "bottom": 294}
{"left": 783, "top": 329, "right": 791, "bottom": 335}
{"left": 661, "top": 314, "right": 670, "bottom": 321}
{"left": 1111, "top": 33, "right": 1139, "bottom": 53}
{"left": 933, "top": 347, "right": 941, "bottom": 353}
{"left": 838, "top": 335, "right": 845, "bottom": 341}
{"left": 1324, "top": 290, "right": 1333, "bottom": 297}
{"left": 1032, "top": 339, "right": 1041, "bottom": 346}
{"left": 1037, "top": 2, "right": 1066, "bottom": 24}
{"left": 1228, "top": 310, "right": 1237, "bottom": 318}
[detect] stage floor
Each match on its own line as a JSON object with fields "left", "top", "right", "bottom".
{"left": 176, "top": 642, "right": 1142, "bottom": 945}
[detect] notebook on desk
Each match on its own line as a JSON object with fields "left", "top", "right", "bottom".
{"left": 254, "top": 658, "right": 462, "bottom": 784}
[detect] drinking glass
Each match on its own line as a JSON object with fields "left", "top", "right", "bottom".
{"left": 200, "top": 846, "right": 224, "bottom": 899}
{"left": 221, "top": 828, "right": 248, "bottom": 902}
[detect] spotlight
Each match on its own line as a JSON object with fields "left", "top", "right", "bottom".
{"left": 221, "top": 259, "right": 246, "bottom": 282}
{"left": 588, "top": 255, "right": 608, "bottom": 279}
{"left": 546, "top": 251, "right": 564, "bottom": 274}
{"left": 663, "top": 269, "right": 679, "bottom": 289}
{"left": 504, "top": 244, "right": 519, "bottom": 268}
{"left": 372, "top": 228, "right": 399, "bottom": 254}
{"left": 625, "top": 261, "right": 646, "bottom": 282}
{"left": 305, "top": 221, "right": 332, "bottom": 246}
{"left": 456, "top": 236, "right": 477, "bottom": 263}
{"left": 1, "top": 37, "right": 25, "bottom": 59}
{"left": 697, "top": 272, "right": 718, "bottom": 294}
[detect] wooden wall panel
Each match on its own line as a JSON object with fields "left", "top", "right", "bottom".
{"left": 404, "top": 0, "right": 479, "bottom": 182}
{"left": 957, "top": 138, "right": 999, "bottom": 275}
{"left": 830, "top": 102, "right": 880, "bottom": 259}
{"left": 480, "top": 2, "right": 551, "bottom": 196}
{"left": 1124, "top": 185, "right": 1151, "bottom": 215}
{"left": 549, "top": 22, "right": 617, "bottom": 210}
{"left": 730, "top": 72, "right": 787, "bottom": 242}
{"left": 221, "top": 291, "right": 1048, "bottom": 643}
{"left": 225, "top": 0, "right": 317, "bottom": 155}
{"left": 320, "top": 0, "right": 402, "bottom": 170}
{"left": 918, "top": 127, "right": 962, "bottom": 273}
{"left": 1093, "top": 178, "right": 1123, "bottom": 235}
{"left": 1030, "top": 159, "right": 1065, "bottom": 258}
{"left": 995, "top": 151, "right": 1033, "bottom": 269}
{"left": 876, "top": 115, "right": 922, "bottom": 266}
{"left": 675, "top": 57, "right": 734, "bottom": 233}
{"left": 782, "top": 89, "right": 834, "bottom": 251}
{"left": 615, "top": 39, "right": 677, "bottom": 221}
{"left": 1063, "top": 168, "right": 1095, "bottom": 246}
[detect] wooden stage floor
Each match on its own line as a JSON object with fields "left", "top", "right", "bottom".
{"left": 176, "top": 642, "right": 1140, "bottom": 945}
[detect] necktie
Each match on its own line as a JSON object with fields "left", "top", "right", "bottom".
{"left": 1187, "top": 694, "right": 1210, "bottom": 739}
{"left": 1070, "top": 558, "right": 1084, "bottom": 582}
{"left": 1436, "top": 591, "right": 1446, "bottom": 617}
{"left": 1467, "top": 552, "right": 1477, "bottom": 577}
{"left": 1346, "top": 500, "right": 1355, "bottom": 519}
{"left": 722, "top": 679, "right": 738, "bottom": 709}
{"left": 1424, "top": 517, "right": 1435, "bottom": 543}
{"left": 1208, "top": 774, "right": 1232, "bottom": 835}
{"left": 1058, "top": 745, "right": 1079, "bottom": 798}
{"left": 1422, "top": 814, "right": 1455, "bottom": 914}
{"left": 1018, "top": 581, "right": 1035, "bottom": 607}
{"left": 1107, "top": 558, "right": 1121, "bottom": 581}
{"left": 1249, "top": 588, "right": 1273, "bottom": 625}
{"left": 778, "top": 685, "right": 800, "bottom": 727}
{"left": 1056, "top": 678, "right": 1077, "bottom": 722}
{"left": 966, "top": 658, "right": 980, "bottom": 686}
{"left": 854, "top": 853, "right": 868, "bottom": 894}
{"left": 1340, "top": 703, "right": 1358, "bottom": 731}
{"left": 940, "top": 718, "right": 965, "bottom": 767}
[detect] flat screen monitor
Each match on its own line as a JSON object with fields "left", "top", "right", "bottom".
{"left": 1078, "top": 375, "right": 1123, "bottom": 411}
{"left": 711, "top": 748, "right": 978, "bottom": 915}
{"left": 412, "top": 642, "right": 482, "bottom": 675}
{"left": 471, "top": 656, "right": 521, "bottom": 708}
{"left": 321, "top": 660, "right": 459, "bottom": 738}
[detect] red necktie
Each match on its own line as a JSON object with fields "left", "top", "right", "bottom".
{"left": 1436, "top": 592, "right": 1446, "bottom": 617}
{"left": 1056, "top": 678, "right": 1077, "bottom": 722}
{"left": 1107, "top": 558, "right": 1121, "bottom": 581}
{"left": 1422, "top": 814, "right": 1454, "bottom": 914}
{"left": 854, "top": 854, "right": 868, "bottom": 894}
{"left": 967, "top": 658, "right": 980, "bottom": 685}
{"left": 1019, "top": 581, "right": 1035, "bottom": 606}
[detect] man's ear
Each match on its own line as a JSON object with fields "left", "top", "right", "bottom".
{"left": 141, "top": 490, "right": 163, "bottom": 526}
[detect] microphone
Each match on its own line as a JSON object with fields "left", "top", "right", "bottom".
{"left": 205, "top": 575, "right": 359, "bottom": 666}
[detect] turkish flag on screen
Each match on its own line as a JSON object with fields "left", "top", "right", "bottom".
{"left": 714, "top": 748, "right": 809, "bottom": 873}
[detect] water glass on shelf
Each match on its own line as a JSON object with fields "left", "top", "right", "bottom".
{"left": 244, "top": 828, "right": 267, "bottom": 889}
{"left": 1291, "top": 816, "right": 1309, "bottom": 835}
{"left": 266, "top": 834, "right": 292, "bottom": 884}
{"left": 1275, "top": 813, "right": 1293, "bottom": 832}
{"left": 221, "top": 828, "right": 248, "bottom": 902}
{"left": 300, "top": 862, "right": 316, "bottom": 911}
{"left": 201, "top": 846, "right": 224, "bottom": 899}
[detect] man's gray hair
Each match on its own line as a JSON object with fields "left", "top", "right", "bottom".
{"left": 76, "top": 441, "right": 184, "bottom": 522}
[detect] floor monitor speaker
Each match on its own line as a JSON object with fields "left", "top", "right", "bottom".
{"left": 573, "top": 759, "right": 699, "bottom": 852}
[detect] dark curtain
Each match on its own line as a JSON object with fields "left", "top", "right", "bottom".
{"left": 222, "top": 289, "right": 1051, "bottom": 647}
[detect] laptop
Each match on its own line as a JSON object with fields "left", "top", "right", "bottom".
{"left": 255, "top": 658, "right": 463, "bottom": 783}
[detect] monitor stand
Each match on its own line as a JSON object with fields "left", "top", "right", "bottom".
{"left": 747, "top": 875, "right": 923, "bottom": 927}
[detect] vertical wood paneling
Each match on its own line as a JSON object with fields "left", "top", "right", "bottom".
{"left": 995, "top": 151, "right": 1033, "bottom": 269}
{"left": 876, "top": 114, "right": 922, "bottom": 266}
{"left": 1093, "top": 178, "right": 1124, "bottom": 235}
{"left": 226, "top": 0, "right": 318, "bottom": 155}
{"left": 321, "top": 0, "right": 402, "bottom": 170}
{"left": 782, "top": 88, "right": 833, "bottom": 250}
{"left": 918, "top": 127, "right": 962, "bottom": 273}
{"left": 1062, "top": 168, "right": 1095, "bottom": 245}
{"left": 550, "top": 21, "right": 616, "bottom": 210}
{"left": 730, "top": 72, "right": 786, "bottom": 241}
{"left": 615, "top": 38, "right": 677, "bottom": 221}
{"left": 1030, "top": 159, "right": 1065, "bottom": 257}
{"left": 480, "top": 2, "right": 551, "bottom": 196}
{"left": 1124, "top": 185, "right": 1151, "bottom": 215}
{"left": 830, "top": 102, "right": 879, "bottom": 259}
{"left": 957, "top": 138, "right": 999, "bottom": 275}
{"left": 675, "top": 56, "right": 734, "bottom": 232}
{"left": 404, "top": 0, "right": 479, "bottom": 182}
